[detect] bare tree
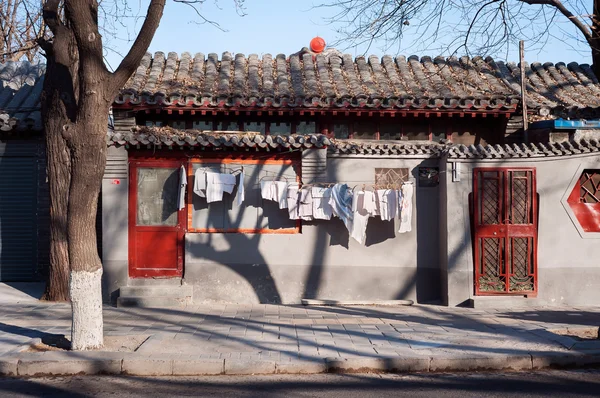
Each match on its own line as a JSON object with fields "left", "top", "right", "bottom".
{"left": 320, "top": 0, "right": 600, "bottom": 75}
{"left": 36, "top": 0, "right": 243, "bottom": 350}
{"left": 0, "top": 0, "right": 44, "bottom": 62}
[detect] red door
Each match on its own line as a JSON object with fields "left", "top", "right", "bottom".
{"left": 473, "top": 168, "right": 538, "bottom": 296}
{"left": 129, "top": 160, "right": 185, "bottom": 278}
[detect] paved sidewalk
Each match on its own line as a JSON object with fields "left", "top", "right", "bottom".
{"left": 2, "top": 302, "right": 600, "bottom": 376}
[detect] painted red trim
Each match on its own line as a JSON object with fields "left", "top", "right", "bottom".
{"left": 186, "top": 156, "right": 301, "bottom": 234}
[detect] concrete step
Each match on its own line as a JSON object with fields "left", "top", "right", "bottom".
{"left": 117, "top": 296, "right": 189, "bottom": 308}
{"left": 468, "top": 296, "right": 541, "bottom": 309}
{"left": 119, "top": 285, "right": 193, "bottom": 298}
{"left": 127, "top": 278, "right": 183, "bottom": 287}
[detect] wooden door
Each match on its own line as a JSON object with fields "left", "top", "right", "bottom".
{"left": 129, "top": 160, "right": 185, "bottom": 278}
{"left": 473, "top": 168, "right": 538, "bottom": 295}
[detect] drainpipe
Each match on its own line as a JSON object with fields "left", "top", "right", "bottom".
{"left": 519, "top": 40, "right": 529, "bottom": 143}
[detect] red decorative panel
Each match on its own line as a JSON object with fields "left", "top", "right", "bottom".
{"left": 567, "top": 170, "right": 600, "bottom": 233}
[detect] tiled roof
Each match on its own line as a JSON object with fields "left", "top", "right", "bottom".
{"left": 108, "top": 127, "right": 600, "bottom": 159}
{"left": 0, "top": 61, "right": 45, "bottom": 132}
{"left": 115, "top": 51, "right": 600, "bottom": 115}
{"left": 107, "top": 126, "right": 332, "bottom": 149}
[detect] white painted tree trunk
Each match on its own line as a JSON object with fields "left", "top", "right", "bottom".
{"left": 70, "top": 268, "right": 103, "bottom": 350}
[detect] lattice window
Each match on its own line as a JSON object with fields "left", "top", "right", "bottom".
{"left": 579, "top": 170, "right": 600, "bottom": 203}
{"left": 375, "top": 168, "right": 409, "bottom": 188}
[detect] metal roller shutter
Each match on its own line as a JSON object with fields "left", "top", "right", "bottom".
{"left": 0, "top": 150, "right": 39, "bottom": 281}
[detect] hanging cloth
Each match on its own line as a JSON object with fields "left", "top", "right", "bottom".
{"left": 206, "top": 172, "right": 236, "bottom": 203}
{"left": 376, "top": 189, "right": 397, "bottom": 221}
{"left": 193, "top": 168, "right": 206, "bottom": 198}
{"left": 312, "top": 187, "right": 333, "bottom": 220}
{"left": 274, "top": 181, "right": 289, "bottom": 209}
{"left": 329, "top": 183, "right": 354, "bottom": 233}
{"left": 398, "top": 183, "right": 413, "bottom": 233}
{"left": 298, "top": 188, "right": 313, "bottom": 220}
{"left": 177, "top": 165, "right": 187, "bottom": 211}
{"left": 350, "top": 190, "right": 369, "bottom": 245}
{"left": 287, "top": 183, "right": 300, "bottom": 220}
{"left": 235, "top": 169, "right": 245, "bottom": 206}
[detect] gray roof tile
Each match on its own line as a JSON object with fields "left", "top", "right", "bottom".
{"left": 0, "top": 61, "right": 44, "bottom": 132}
{"left": 117, "top": 52, "right": 600, "bottom": 115}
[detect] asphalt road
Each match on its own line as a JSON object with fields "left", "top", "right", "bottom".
{"left": 1, "top": 370, "right": 599, "bottom": 397}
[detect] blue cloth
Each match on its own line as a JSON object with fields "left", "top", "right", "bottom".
{"left": 329, "top": 183, "right": 354, "bottom": 232}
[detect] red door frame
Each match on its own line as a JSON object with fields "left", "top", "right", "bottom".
{"left": 128, "top": 159, "right": 186, "bottom": 278}
{"left": 473, "top": 167, "right": 538, "bottom": 296}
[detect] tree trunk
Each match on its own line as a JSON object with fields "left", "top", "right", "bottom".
{"left": 592, "top": 0, "right": 600, "bottom": 77}
{"left": 40, "top": 36, "right": 78, "bottom": 302}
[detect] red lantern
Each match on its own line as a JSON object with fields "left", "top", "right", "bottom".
{"left": 310, "top": 37, "right": 326, "bottom": 53}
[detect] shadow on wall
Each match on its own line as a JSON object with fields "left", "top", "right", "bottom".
{"left": 184, "top": 156, "right": 447, "bottom": 305}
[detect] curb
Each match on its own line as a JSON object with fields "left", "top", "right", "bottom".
{"left": 2, "top": 353, "right": 600, "bottom": 377}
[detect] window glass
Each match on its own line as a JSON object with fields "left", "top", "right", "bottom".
{"left": 169, "top": 121, "right": 186, "bottom": 129}
{"left": 137, "top": 168, "right": 178, "bottom": 226}
{"left": 244, "top": 122, "right": 266, "bottom": 134}
{"left": 270, "top": 122, "right": 292, "bottom": 135}
{"left": 334, "top": 123, "right": 349, "bottom": 139}
{"left": 193, "top": 121, "right": 213, "bottom": 130}
{"left": 380, "top": 123, "right": 402, "bottom": 140}
{"left": 218, "top": 121, "right": 239, "bottom": 131}
{"left": 353, "top": 122, "right": 377, "bottom": 139}
{"left": 296, "top": 121, "right": 316, "bottom": 134}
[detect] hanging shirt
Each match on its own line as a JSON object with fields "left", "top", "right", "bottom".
{"left": 260, "top": 181, "right": 277, "bottom": 201}
{"left": 298, "top": 188, "right": 313, "bottom": 220}
{"left": 177, "top": 165, "right": 187, "bottom": 211}
{"left": 363, "top": 190, "right": 377, "bottom": 216}
{"left": 312, "top": 187, "right": 333, "bottom": 220}
{"left": 329, "top": 184, "right": 354, "bottom": 233}
{"left": 287, "top": 183, "right": 300, "bottom": 220}
{"left": 274, "top": 181, "right": 289, "bottom": 209}
{"left": 398, "top": 183, "right": 414, "bottom": 233}
{"left": 351, "top": 190, "right": 369, "bottom": 245}
{"left": 193, "top": 168, "right": 206, "bottom": 198}
{"left": 235, "top": 169, "right": 245, "bottom": 206}
{"left": 376, "top": 189, "right": 397, "bottom": 221}
{"left": 206, "top": 172, "right": 236, "bottom": 203}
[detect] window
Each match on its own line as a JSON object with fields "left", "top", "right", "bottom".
{"left": 353, "top": 122, "right": 377, "bottom": 139}
{"left": 218, "top": 121, "right": 239, "bottom": 132}
{"left": 193, "top": 121, "right": 213, "bottom": 130}
{"left": 296, "top": 121, "right": 316, "bottom": 134}
{"left": 333, "top": 123, "right": 350, "bottom": 139}
{"left": 380, "top": 123, "right": 402, "bottom": 140}
{"left": 567, "top": 169, "right": 600, "bottom": 232}
{"left": 269, "top": 122, "right": 292, "bottom": 135}
{"left": 244, "top": 122, "right": 266, "bottom": 134}
{"left": 188, "top": 159, "right": 300, "bottom": 233}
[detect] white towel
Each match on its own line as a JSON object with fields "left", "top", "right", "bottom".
{"left": 235, "top": 169, "right": 245, "bottom": 206}
{"left": 177, "top": 165, "right": 187, "bottom": 211}
{"left": 351, "top": 191, "right": 369, "bottom": 245}
{"left": 376, "top": 189, "right": 397, "bottom": 221}
{"left": 261, "top": 181, "right": 276, "bottom": 201}
{"left": 274, "top": 181, "right": 289, "bottom": 209}
{"left": 193, "top": 168, "right": 206, "bottom": 198}
{"left": 298, "top": 188, "right": 313, "bottom": 220}
{"left": 206, "top": 172, "right": 236, "bottom": 203}
{"left": 312, "top": 187, "right": 333, "bottom": 220}
{"left": 398, "top": 183, "right": 413, "bottom": 233}
{"left": 287, "top": 184, "right": 300, "bottom": 220}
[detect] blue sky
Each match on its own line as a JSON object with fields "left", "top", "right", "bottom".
{"left": 101, "top": 0, "right": 592, "bottom": 70}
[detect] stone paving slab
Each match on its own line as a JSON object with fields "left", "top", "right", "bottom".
{"left": 1, "top": 302, "right": 600, "bottom": 376}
